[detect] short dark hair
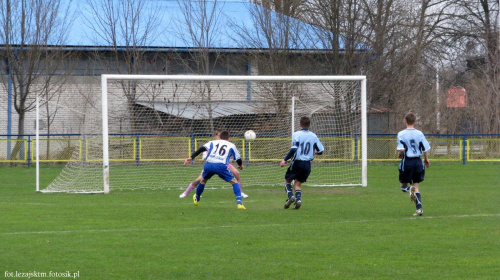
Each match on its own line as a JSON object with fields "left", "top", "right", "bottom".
{"left": 300, "top": 116, "right": 311, "bottom": 128}
{"left": 214, "top": 129, "right": 223, "bottom": 136}
{"left": 405, "top": 113, "right": 416, "bottom": 125}
{"left": 219, "top": 130, "right": 230, "bottom": 140}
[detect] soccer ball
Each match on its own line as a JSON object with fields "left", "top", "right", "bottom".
{"left": 244, "top": 130, "right": 256, "bottom": 141}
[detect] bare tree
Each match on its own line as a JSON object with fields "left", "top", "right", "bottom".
{"left": 229, "top": 0, "right": 315, "bottom": 129}
{"left": 344, "top": 0, "right": 452, "bottom": 132}
{"left": 174, "top": 0, "right": 227, "bottom": 132}
{"left": 443, "top": 0, "right": 499, "bottom": 134}
{"left": 84, "top": 0, "right": 163, "bottom": 75}
{"left": 83, "top": 0, "right": 163, "bottom": 133}
{"left": 239, "top": 0, "right": 312, "bottom": 75}
{"left": 0, "top": 0, "right": 73, "bottom": 159}
{"left": 303, "top": 0, "right": 372, "bottom": 75}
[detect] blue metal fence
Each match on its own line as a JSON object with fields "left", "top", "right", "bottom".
{"left": 1, "top": 133, "right": 499, "bottom": 165}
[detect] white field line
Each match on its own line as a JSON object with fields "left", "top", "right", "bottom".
{"left": 2, "top": 202, "right": 58, "bottom": 206}
{"left": 3, "top": 213, "right": 499, "bottom": 236}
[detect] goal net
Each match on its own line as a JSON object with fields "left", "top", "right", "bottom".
{"left": 37, "top": 75, "right": 367, "bottom": 193}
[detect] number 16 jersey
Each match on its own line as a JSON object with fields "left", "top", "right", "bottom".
{"left": 203, "top": 140, "right": 241, "bottom": 165}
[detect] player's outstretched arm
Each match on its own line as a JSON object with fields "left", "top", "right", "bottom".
{"left": 184, "top": 146, "right": 208, "bottom": 165}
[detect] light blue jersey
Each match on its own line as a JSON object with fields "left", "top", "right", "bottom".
{"left": 397, "top": 128, "right": 431, "bottom": 158}
{"left": 290, "top": 129, "right": 324, "bottom": 161}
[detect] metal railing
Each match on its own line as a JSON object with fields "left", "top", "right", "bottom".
{"left": 1, "top": 133, "right": 499, "bottom": 165}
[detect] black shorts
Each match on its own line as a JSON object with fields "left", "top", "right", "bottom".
{"left": 285, "top": 161, "right": 311, "bottom": 183}
{"left": 399, "top": 157, "right": 425, "bottom": 184}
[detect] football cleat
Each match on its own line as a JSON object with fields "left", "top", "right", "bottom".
{"left": 193, "top": 194, "right": 199, "bottom": 206}
{"left": 409, "top": 186, "right": 416, "bottom": 203}
{"left": 284, "top": 196, "right": 296, "bottom": 209}
{"left": 293, "top": 200, "right": 302, "bottom": 210}
{"left": 241, "top": 192, "right": 249, "bottom": 198}
{"left": 179, "top": 193, "right": 187, "bottom": 198}
{"left": 413, "top": 209, "right": 423, "bottom": 216}
{"left": 237, "top": 204, "right": 246, "bottom": 210}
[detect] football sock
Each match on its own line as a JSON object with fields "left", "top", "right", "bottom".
{"left": 285, "top": 183, "right": 293, "bottom": 199}
{"left": 295, "top": 190, "right": 302, "bottom": 201}
{"left": 401, "top": 184, "right": 409, "bottom": 192}
{"left": 185, "top": 183, "right": 196, "bottom": 195}
{"left": 195, "top": 183, "right": 205, "bottom": 201}
{"left": 232, "top": 183, "right": 242, "bottom": 205}
{"left": 415, "top": 192, "right": 422, "bottom": 209}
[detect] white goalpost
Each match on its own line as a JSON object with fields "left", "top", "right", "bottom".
{"left": 36, "top": 75, "right": 367, "bottom": 193}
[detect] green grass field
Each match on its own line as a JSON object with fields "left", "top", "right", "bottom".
{"left": 1, "top": 163, "right": 499, "bottom": 279}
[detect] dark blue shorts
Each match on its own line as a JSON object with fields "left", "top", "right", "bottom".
{"left": 285, "top": 161, "right": 311, "bottom": 183}
{"left": 399, "top": 157, "right": 425, "bottom": 184}
{"left": 203, "top": 162, "right": 235, "bottom": 182}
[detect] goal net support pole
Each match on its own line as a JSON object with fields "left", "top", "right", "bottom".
{"left": 361, "top": 78, "right": 368, "bottom": 187}
{"left": 101, "top": 76, "right": 110, "bottom": 194}
{"left": 361, "top": 77, "right": 368, "bottom": 187}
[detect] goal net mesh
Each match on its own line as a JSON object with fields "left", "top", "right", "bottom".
{"left": 38, "top": 76, "right": 364, "bottom": 193}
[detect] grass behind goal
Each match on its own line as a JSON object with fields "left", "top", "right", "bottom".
{"left": 1, "top": 163, "right": 499, "bottom": 279}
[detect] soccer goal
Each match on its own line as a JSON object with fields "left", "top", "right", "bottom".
{"left": 36, "top": 75, "right": 367, "bottom": 193}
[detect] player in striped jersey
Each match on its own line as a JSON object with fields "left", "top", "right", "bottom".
{"left": 179, "top": 130, "right": 248, "bottom": 199}
{"left": 184, "top": 130, "right": 246, "bottom": 210}
{"left": 397, "top": 112, "right": 430, "bottom": 216}
{"left": 280, "top": 116, "right": 324, "bottom": 210}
